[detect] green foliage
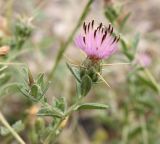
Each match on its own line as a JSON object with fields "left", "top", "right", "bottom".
{"left": 120, "top": 33, "right": 140, "bottom": 61}
{"left": 103, "top": 2, "right": 160, "bottom": 144}
{"left": 0, "top": 66, "right": 11, "bottom": 86}
{"left": 120, "top": 38, "right": 134, "bottom": 61}
{"left": 119, "top": 13, "right": 131, "bottom": 31}
{"left": 104, "top": 5, "right": 119, "bottom": 24}
{"left": 80, "top": 74, "right": 92, "bottom": 97}
{"left": 37, "top": 107, "right": 63, "bottom": 118}
{"left": 52, "top": 97, "right": 66, "bottom": 112}
{"left": 19, "top": 69, "right": 50, "bottom": 102}
{"left": 66, "top": 63, "right": 81, "bottom": 82}
{"left": 0, "top": 120, "right": 24, "bottom": 136}
{"left": 75, "top": 103, "right": 108, "bottom": 110}
{"left": 132, "top": 33, "right": 140, "bottom": 50}
{"left": 0, "top": 1, "right": 160, "bottom": 144}
{"left": 104, "top": 4, "right": 131, "bottom": 31}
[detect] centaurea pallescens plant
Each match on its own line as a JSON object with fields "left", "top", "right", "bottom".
{"left": 19, "top": 20, "right": 120, "bottom": 144}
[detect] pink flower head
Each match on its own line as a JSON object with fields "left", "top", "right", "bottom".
{"left": 75, "top": 20, "right": 120, "bottom": 61}
{"left": 138, "top": 53, "right": 151, "bottom": 67}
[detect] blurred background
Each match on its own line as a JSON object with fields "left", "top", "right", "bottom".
{"left": 0, "top": 0, "right": 160, "bottom": 144}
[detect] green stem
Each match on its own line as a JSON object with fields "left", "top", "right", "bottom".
{"left": 44, "top": 77, "right": 83, "bottom": 144}
{"left": 140, "top": 116, "right": 148, "bottom": 144}
{"left": 6, "top": 0, "right": 14, "bottom": 23}
{"left": 48, "top": 0, "right": 94, "bottom": 80}
{"left": 8, "top": 48, "right": 33, "bottom": 61}
{"left": 43, "top": 119, "right": 63, "bottom": 144}
{"left": 121, "top": 126, "right": 129, "bottom": 144}
{"left": 43, "top": 99, "right": 80, "bottom": 144}
{"left": 0, "top": 111, "right": 26, "bottom": 144}
{"left": 0, "top": 82, "right": 20, "bottom": 96}
{"left": 144, "top": 68, "right": 160, "bottom": 93}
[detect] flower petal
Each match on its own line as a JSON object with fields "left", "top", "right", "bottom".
{"left": 74, "top": 35, "right": 85, "bottom": 50}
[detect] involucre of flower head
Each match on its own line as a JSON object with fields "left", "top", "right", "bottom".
{"left": 75, "top": 20, "right": 120, "bottom": 61}
{"left": 80, "top": 57, "right": 102, "bottom": 82}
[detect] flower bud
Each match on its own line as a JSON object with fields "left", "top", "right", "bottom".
{"left": 59, "top": 116, "right": 69, "bottom": 129}
{"left": 0, "top": 45, "right": 10, "bottom": 56}
{"left": 14, "top": 16, "right": 33, "bottom": 38}
{"left": 35, "top": 117, "right": 45, "bottom": 131}
{"left": 138, "top": 53, "right": 151, "bottom": 67}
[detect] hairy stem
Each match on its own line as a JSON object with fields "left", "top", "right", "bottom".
{"left": 43, "top": 118, "right": 63, "bottom": 144}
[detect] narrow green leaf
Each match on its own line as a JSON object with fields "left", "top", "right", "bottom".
{"left": 66, "top": 63, "right": 81, "bottom": 82}
{"left": 53, "top": 97, "right": 66, "bottom": 112}
{"left": 119, "top": 12, "right": 131, "bottom": 30}
{"left": 37, "top": 108, "right": 62, "bottom": 118}
{"left": 138, "top": 75, "right": 158, "bottom": 92}
{"left": 105, "top": 6, "right": 118, "bottom": 23}
{"left": 75, "top": 103, "right": 109, "bottom": 110}
{"left": 41, "top": 81, "right": 51, "bottom": 97}
{"left": 120, "top": 39, "right": 134, "bottom": 61}
{"left": 36, "top": 73, "right": 45, "bottom": 88}
{"left": 128, "top": 126, "right": 142, "bottom": 139}
{"left": 30, "top": 84, "right": 43, "bottom": 100}
{"left": 132, "top": 33, "right": 140, "bottom": 50}
{"left": 81, "top": 75, "right": 92, "bottom": 97}
{"left": 19, "top": 87, "right": 30, "bottom": 97}
{"left": 76, "top": 81, "right": 81, "bottom": 98}
{"left": 0, "top": 74, "right": 11, "bottom": 85}
{"left": 18, "top": 86, "right": 38, "bottom": 102}
{"left": 31, "top": 84, "right": 39, "bottom": 97}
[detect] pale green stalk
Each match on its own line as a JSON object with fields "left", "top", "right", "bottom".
{"left": 43, "top": 119, "right": 63, "bottom": 144}
{"left": 144, "top": 68, "right": 160, "bottom": 93}
{"left": 140, "top": 116, "right": 148, "bottom": 144}
{"left": 0, "top": 112, "right": 26, "bottom": 144}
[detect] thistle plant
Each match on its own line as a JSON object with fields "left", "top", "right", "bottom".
{"left": 1, "top": 1, "right": 160, "bottom": 144}
{"left": 17, "top": 20, "right": 120, "bottom": 144}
